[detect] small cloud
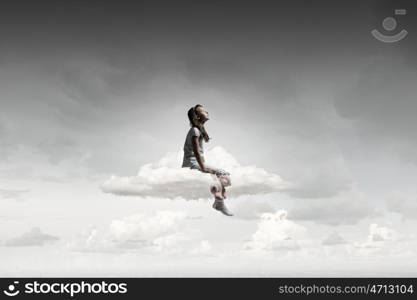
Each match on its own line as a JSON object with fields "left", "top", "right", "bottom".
{"left": 68, "top": 211, "right": 212, "bottom": 256}
{"left": 384, "top": 193, "right": 417, "bottom": 220}
{"left": 284, "top": 154, "right": 353, "bottom": 199}
{"left": 367, "top": 223, "right": 395, "bottom": 243}
{"left": 109, "top": 211, "right": 187, "bottom": 241}
{"left": 2, "top": 227, "right": 59, "bottom": 247}
{"left": 349, "top": 223, "right": 417, "bottom": 260}
{"left": 354, "top": 223, "right": 397, "bottom": 251}
{"left": 101, "top": 147, "right": 288, "bottom": 200}
{"left": 66, "top": 226, "right": 112, "bottom": 252}
{"left": 322, "top": 232, "right": 347, "bottom": 246}
{"left": 0, "top": 188, "right": 29, "bottom": 201}
{"left": 232, "top": 198, "right": 276, "bottom": 219}
{"left": 190, "top": 240, "right": 212, "bottom": 255}
{"left": 288, "top": 189, "right": 379, "bottom": 225}
{"left": 243, "top": 210, "right": 306, "bottom": 253}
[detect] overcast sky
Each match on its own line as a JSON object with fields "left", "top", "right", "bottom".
{"left": 1, "top": 0, "right": 417, "bottom": 276}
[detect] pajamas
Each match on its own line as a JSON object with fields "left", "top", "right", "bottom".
{"left": 189, "top": 163, "right": 231, "bottom": 197}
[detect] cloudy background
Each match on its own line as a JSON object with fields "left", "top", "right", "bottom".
{"left": 1, "top": 0, "right": 417, "bottom": 276}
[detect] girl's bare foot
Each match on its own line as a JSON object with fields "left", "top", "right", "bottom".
{"left": 212, "top": 197, "right": 233, "bottom": 216}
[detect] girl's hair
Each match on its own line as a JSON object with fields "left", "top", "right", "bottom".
{"left": 187, "top": 104, "right": 210, "bottom": 142}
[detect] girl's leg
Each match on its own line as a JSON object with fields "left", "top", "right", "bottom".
{"left": 209, "top": 171, "right": 233, "bottom": 216}
{"left": 221, "top": 186, "right": 226, "bottom": 199}
{"left": 210, "top": 184, "right": 224, "bottom": 200}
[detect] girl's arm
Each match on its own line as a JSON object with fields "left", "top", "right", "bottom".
{"left": 192, "top": 136, "right": 215, "bottom": 174}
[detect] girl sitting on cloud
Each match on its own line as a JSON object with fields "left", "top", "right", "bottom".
{"left": 182, "top": 104, "right": 233, "bottom": 216}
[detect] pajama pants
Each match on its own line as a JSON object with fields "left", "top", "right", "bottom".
{"left": 189, "top": 163, "right": 231, "bottom": 198}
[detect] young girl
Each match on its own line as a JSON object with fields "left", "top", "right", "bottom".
{"left": 182, "top": 104, "right": 233, "bottom": 216}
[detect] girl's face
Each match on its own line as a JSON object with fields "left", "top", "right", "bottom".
{"left": 196, "top": 106, "right": 209, "bottom": 122}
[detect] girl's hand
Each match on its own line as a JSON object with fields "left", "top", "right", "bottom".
{"left": 202, "top": 167, "right": 215, "bottom": 174}
{"left": 215, "top": 169, "right": 230, "bottom": 176}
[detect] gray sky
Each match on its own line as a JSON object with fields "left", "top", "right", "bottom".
{"left": 1, "top": 0, "right": 417, "bottom": 276}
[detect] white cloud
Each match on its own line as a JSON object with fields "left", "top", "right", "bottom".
{"left": 367, "top": 223, "right": 395, "bottom": 243}
{"left": 284, "top": 153, "right": 353, "bottom": 199}
{"left": 2, "top": 227, "right": 59, "bottom": 247}
{"left": 353, "top": 223, "right": 399, "bottom": 255}
{"left": 190, "top": 240, "right": 212, "bottom": 255}
{"left": 0, "top": 188, "right": 29, "bottom": 201}
{"left": 66, "top": 226, "right": 114, "bottom": 252}
{"left": 101, "top": 146, "right": 288, "bottom": 200}
{"left": 232, "top": 197, "right": 276, "bottom": 219}
{"left": 109, "top": 211, "right": 187, "bottom": 240}
{"left": 243, "top": 210, "right": 307, "bottom": 253}
{"left": 288, "top": 188, "right": 379, "bottom": 225}
{"left": 0, "top": 143, "right": 94, "bottom": 183}
{"left": 67, "top": 211, "right": 212, "bottom": 256}
{"left": 318, "top": 222, "right": 417, "bottom": 261}
{"left": 152, "top": 233, "right": 190, "bottom": 252}
{"left": 384, "top": 193, "right": 417, "bottom": 220}
{"left": 322, "top": 232, "right": 347, "bottom": 246}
